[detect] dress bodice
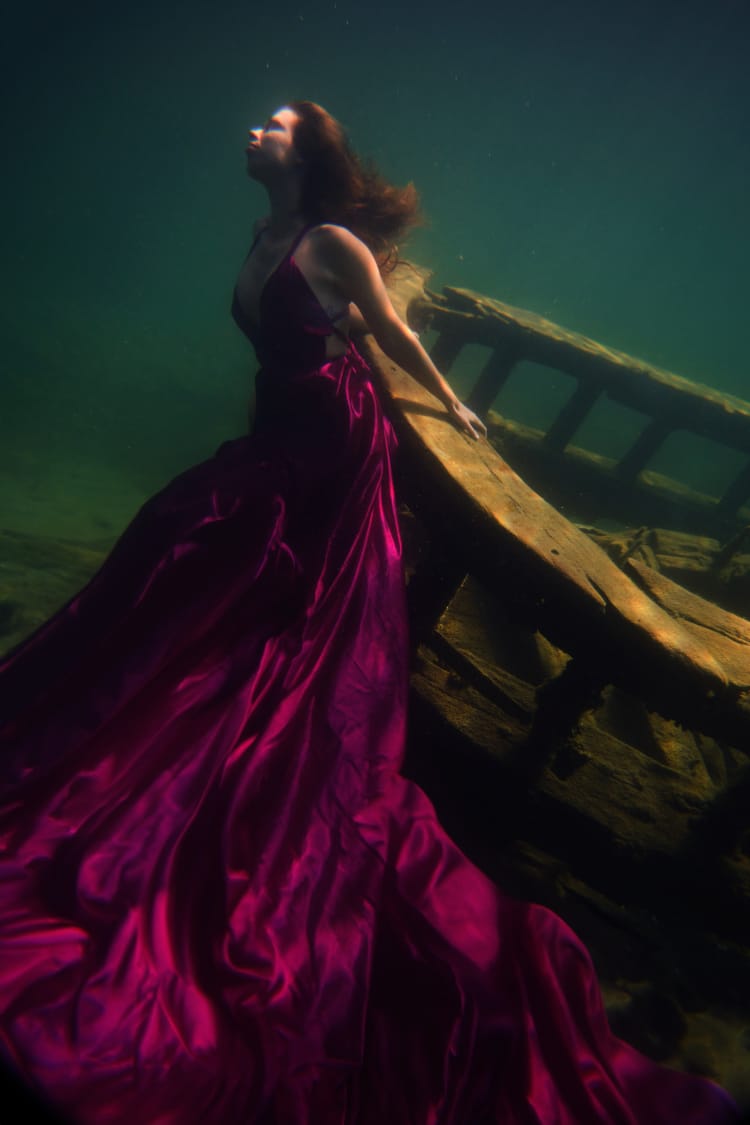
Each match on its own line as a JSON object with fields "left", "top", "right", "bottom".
{"left": 231, "top": 224, "right": 349, "bottom": 372}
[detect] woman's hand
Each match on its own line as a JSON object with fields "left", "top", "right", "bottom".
{"left": 447, "top": 399, "right": 487, "bottom": 441}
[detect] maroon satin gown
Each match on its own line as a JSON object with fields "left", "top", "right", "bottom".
{"left": 0, "top": 225, "right": 739, "bottom": 1123}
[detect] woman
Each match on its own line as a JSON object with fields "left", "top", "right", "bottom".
{"left": 0, "top": 101, "right": 738, "bottom": 1123}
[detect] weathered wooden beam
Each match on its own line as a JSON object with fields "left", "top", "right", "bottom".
{"left": 615, "top": 420, "right": 672, "bottom": 483}
{"left": 466, "top": 340, "right": 519, "bottom": 416}
{"left": 711, "top": 524, "right": 750, "bottom": 574}
{"left": 522, "top": 656, "right": 608, "bottom": 779}
{"left": 405, "top": 540, "right": 467, "bottom": 648}
{"left": 717, "top": 460, "right": 750, "bottom": 522}
{"left": 427, "top": 330, "right": 464, "bottom": 374}
{"left": 544, "top": 383, "right": 601, "bottom": 453}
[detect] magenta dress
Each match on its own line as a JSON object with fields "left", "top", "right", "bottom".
{"left": 0, "top": 225, "right": 738, "bottom": 1123}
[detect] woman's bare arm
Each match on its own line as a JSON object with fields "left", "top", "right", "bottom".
{"left": 321, "top": 227, "right": 487, "bottom": 441}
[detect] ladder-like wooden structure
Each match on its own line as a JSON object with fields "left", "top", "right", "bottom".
{"left": 410, "top": 286, "right": 750, "bottom": 538}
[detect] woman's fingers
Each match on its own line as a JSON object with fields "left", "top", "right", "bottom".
{"left": 471, "top": 414, "right": 488, "bottom": 440}
{"left": 450, "top": 401, "right": 487, "bottom": 441}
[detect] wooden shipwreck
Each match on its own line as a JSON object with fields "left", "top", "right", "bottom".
{"left": 362, "top": 266, "right": 750, "bottom": 1094}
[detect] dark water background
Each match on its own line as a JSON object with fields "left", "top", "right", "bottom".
{"left": 1, "top": 0, "right": 748, "bottom": 538}
{"left": 1, "top": 3, "right": 750, "bottom": 1105}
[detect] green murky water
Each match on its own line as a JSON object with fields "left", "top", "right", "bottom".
{"left": 2, "top": 0, "right": 747, "bottom": 540}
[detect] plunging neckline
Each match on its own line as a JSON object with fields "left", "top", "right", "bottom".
{"left": 243, "top": 222, "right": 312, "bottom": 330}
{"left": 235, "top": 222, "right": 349, "bottom": 341}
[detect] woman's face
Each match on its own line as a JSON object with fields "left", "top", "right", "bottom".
{"left": 245, "top": 106, "right": 301, "bottom": 181}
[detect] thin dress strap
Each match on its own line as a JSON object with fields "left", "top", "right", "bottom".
{"left": 244, "top": 220, "right": 313, "bottom": 269}
{"left": 287, "top": 222, "right": 315, "bottom": 255}
{"left": 287, "top": 223, "right": 350, "bottom": 340}
{"left": 255, "top": 220, "right": 313, "bottom": 256}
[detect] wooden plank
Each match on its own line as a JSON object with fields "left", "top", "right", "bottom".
{"left": 624, "top": 558, "right": 750, "bottom": 690}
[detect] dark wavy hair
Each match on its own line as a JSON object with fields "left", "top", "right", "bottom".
{"left": 288, "top": 100, "right": 424, "bottom": 272}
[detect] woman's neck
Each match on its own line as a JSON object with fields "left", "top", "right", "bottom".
{"left": 265, "top": 180, "right": 305, "bottom": 238}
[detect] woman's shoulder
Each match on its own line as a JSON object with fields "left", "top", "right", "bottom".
{"left": 309, "top": 223, "right": 368, "bottom": 258}
{"left": 309, "top": 222, "right": 351, "bottom": 240}
{"left": 307, "top": 225, "right": 380, "bottom": 289}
